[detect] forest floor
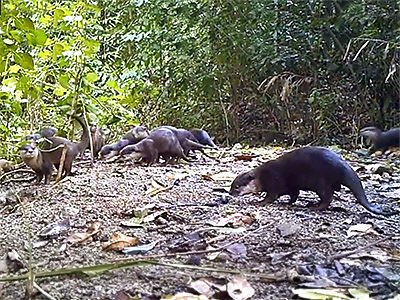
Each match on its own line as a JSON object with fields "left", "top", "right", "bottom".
{"left": 0, "top": 146, "right": 400, "bottom": 300}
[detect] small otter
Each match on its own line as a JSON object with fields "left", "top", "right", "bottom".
{"left": 360, "top": 127, "right": 400, "bottom": 152}
{"left": 230, "top": 147, "right": 392, "bottom": 215}
{"left": 190, "top": 129, "right": 218, "bottom": 148}
{"left": 99, "top": 126, "right": 149, "bottom": 159}
{"left": 119, "top": 128, "right": 188, "bottom": 165}
{"left": 21, "top": 120, "right": 89, "bottom": 184}
{"left": 160, "top": 126, "right": 213, "bottom": 157}
{"left": 88, "top": 126, "right": 106, "bottom": 158}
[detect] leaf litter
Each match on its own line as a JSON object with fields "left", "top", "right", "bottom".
{"left": 0, "top": 147, "right": 399, "bottom": 299}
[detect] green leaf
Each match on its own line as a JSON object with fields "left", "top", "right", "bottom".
{"left": 33, "top": 29, "right": 47, "bottom": 45}
{"left": 53, "top": 43, "right": 64, "bottom": 60}
{"left": 85, "top": 72, "right": 98, "bottom": 83}
{"left": 15, "top": 53, "right": 34, "bottom": 70}
{"left": 10, "top": 31, "right": 23, "bottom": 42}
{"left": 16, "top": 17, "right": 35, "bottom": 31}
{"left": 54, "top": 85, "right": 67, "bottom": 96}
{"left": 59, "top": 75, "right": 70, "bottom": 88}
{"left": 0, "top": 60, "right": 6, "bottom": 73}
{"left": 54, "top": 8, "right": 65, "bottom": 25}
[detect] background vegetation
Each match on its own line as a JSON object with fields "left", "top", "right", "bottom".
{"left": 1, "top": 0, "right": 399, "bottom": 160}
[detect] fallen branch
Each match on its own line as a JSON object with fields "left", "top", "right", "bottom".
{"left": 327, "top": 236, "right": 393, "bottom": 263}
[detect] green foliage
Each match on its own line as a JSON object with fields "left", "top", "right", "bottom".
{"left": 1, "top": 0, "right": 399, "bottom": 160}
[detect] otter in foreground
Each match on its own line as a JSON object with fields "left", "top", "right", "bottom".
{"left": 20, "top": 119, "right": 89, "bottom": 184}
{"left": 230, "top": 147, "right": 392, "bottom": 215}
{"left": 360, "top": 127, "right": 400, "bottom": 152}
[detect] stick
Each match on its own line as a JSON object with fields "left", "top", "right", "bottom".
{"left": 0, "top": 169, "right": 35, "bottom": 181}
{"left": 327, "top": 236, "right": 392, "bottom": 263}
{"left": 33, "top": 282, "right": 57, "bottom": 300}
{"left": 55, "top": 146, "right": 67, "bottom": 183}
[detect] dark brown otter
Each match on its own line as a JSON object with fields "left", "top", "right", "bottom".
{"left": 189, "top": 129, "right": 218, "bottom": 148}
{"left": 230, "top": 147, "right": 392, "bottom": 215}
{"left": 160, "top": 126, "right": 213, "bottom": 157}
{"left": 360, "top": 127, "right": 400, "bottom": 152}
{"left": 20, "top": 119, "right": 89, "bottom": 184}
{"left": 119, "top": 128, "right": 188, "bottom": 165}
{"left": 99, "top": 126, "right": 149, "bottom": 159}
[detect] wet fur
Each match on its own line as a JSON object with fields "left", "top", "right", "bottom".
{"left": 230, "top": 147, "right": 388, "bottom": 215}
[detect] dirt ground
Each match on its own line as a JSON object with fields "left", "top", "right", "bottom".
{"left": 0, "top": 146, "right": 399, "bottom": 300}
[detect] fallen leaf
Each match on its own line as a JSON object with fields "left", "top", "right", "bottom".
{"left": 66, "top": 222, "right": 102, "bottom": 245}
{"left": 190, "top": 279, "right": 214, "bottom": 298}
{"left": 120, "top": 217, "right": 144, "bottom": 228}
{"left": 277, "top": 222, "right": 300, "bottom": 237}
{"left": 226, "top": 275, "right": 255, "bottom": 300}
{"left": 202, "top": 171, "right": 237, "bottom": 182}
{"left": 147, "top": 179, "right": 174, "bottom": 196}
{"left": 168, "top": 292, "right": 209, "bottom": 300}
{"left": 122, "top": 241, "right": 158, "bottom": 255}
{"left": 207, "top": 213, "right": 253, "bottom": 227}
{"left": 102, "top": 233, "right": 139, "bottom": 251}
{"left": 39, "top": 219, "right": 70, "bottom": 238}
{"left": 292, "top": 288, "right": 351, "bottom": 299}
{"left": 234, "top": 154, "right": 258, "bottom": 161}
{"left": 348, "top": 288, "right": 373, "bottom": 300}
{"left": 346, "top": 224, "right": 377, "bottom": 237}
{"left": 143, "top": 211, "right": 167, "bottom": 223}
{"left": 226, "top": 243, "right": 247, "bottom": 259}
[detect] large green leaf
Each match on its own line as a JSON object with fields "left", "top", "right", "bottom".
{"left": 15, "top": 53, "right": 34, "bottom": 70}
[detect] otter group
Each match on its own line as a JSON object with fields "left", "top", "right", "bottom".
{"left": 20, "top": 121, "right": 399, "bottom": 215}
{"left": 21, "top": 118, "right": 218, "bottom": 184}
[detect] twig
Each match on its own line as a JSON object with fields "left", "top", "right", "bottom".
{"left": 3, "top": 177, "right": 36, "bottom": 185}
{"left": 55, "top": 146, "right": 67, "bottom": 182}
{"left": 327, "top": 236, "right": 392, "bottom": 263}
{"left": 33, "top": 282, "right": 57, "bottom": 300}
{"left": 0, "top": 169, "right": 35, "bottom": 181}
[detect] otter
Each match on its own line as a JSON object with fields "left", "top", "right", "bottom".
{"left": 360, "top": 127, "right": 400, "bottom": 152}
{"left": 189, "top": 129, "right": 218, "bottom": 148}
{"left": 230, "top": 147, "right": 393, "bottom": 215}
{"left": 119, "top": 128, "right": 189, "bottom": 165}
{"left": 160, "top": 126, "right": 214, "bottom": 157}
{"left": 20, "top": 119, "right": 89, "bottom": 184}
{"left": 99, "top": 126, "right": 149, "bottom": 159}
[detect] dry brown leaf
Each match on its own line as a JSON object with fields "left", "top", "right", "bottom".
{"left": 66, "top": 221, "right": 101, "bottom": 245}
{"left": 208, "top": 213, "right": 253, "bottom": 227}
{"left": 102, "top": 232, "right": 139, "bottom": 251}
{"left": 147, "top": 179, "right": 174, "bottom": 196}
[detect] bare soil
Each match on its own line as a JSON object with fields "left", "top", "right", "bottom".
{"left": 0, "top": 147, "right": 399, "bottom": 300}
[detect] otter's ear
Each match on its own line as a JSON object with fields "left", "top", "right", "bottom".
{"left": 248, "top": 170, "right": 256, "bottom": 179}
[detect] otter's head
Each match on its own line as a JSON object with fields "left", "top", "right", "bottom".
{"left": 20, "top": 144, "right": 39, "bottom": 160}
{"left": 360, "top": 127, "right": 382, "bottom": 142}
{"left": 230, "top": 170, "right": 260, "bottom": 196}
